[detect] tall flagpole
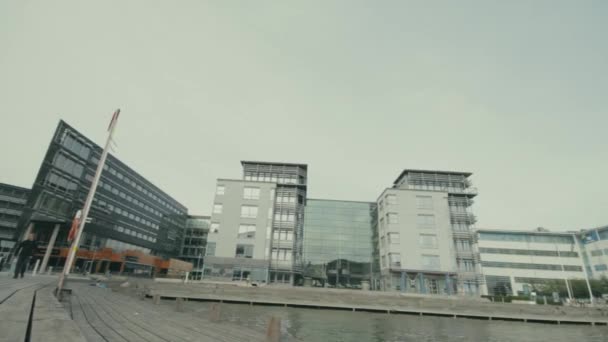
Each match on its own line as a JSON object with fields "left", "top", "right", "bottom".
{"left": 57, "top": 109, "right": 121, "bottom": 298}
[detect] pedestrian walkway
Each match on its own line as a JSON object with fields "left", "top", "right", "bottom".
{"left": 69, "top": 282, "right": 270, "bottom": 342}
{"left": 0, "top": 274, "right": 276, "bottom": 341}
{"left": 0, "top": 273, "right": 85, "bottom": 342}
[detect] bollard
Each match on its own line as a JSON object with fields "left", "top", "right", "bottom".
{"left": 266, "top": 316, "right": 281, "bottom": 342}
{"left": 176, "top": 297, "right": 184, "bottom": 312}
{"left": 153, "top": 294, "right": 161, "bottom": 305}
{"left": 47, "top": 266, "right": 53, "bottom": 275}
{"left": 209, "top": 303, "right": 221, "bottom": 322}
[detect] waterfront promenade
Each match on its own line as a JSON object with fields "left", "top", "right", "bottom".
{"left": 0, "top": 273, "right": 277, "bottom": 341}
{"left": 142, "top": 280, "right": 608, "bottom": 326}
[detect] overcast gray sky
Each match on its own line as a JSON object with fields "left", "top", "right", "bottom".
{"left": 1, "top": 1, "right": 607, "bottom": 231}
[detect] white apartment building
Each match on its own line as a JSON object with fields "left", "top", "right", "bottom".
{"left": 376, "top": 169, "right": 481, "bottom": 295}
{"left": 203, "top": 179, "right": 277, "bottom": 283}
{"left": 476, "top": 228, "right": 587, "bottom": 296}
{"left": 203, "top": 161, "right": 308, "bottom": 285}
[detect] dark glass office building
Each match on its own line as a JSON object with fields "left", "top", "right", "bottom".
{"left": 302, "top": 199, "right": 377, "bottom": 289}
{"left": 16, "top": 120, "right": 188, "bottom": 270}
{"left": 0, "top": 183, "right": 30, "bottom": 255}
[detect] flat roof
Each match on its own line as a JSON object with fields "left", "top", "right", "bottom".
{"left": 217, "top": 178, "right": 277, "bottom": 184}
{"left": 0, "top": 183, "right": 30, "bottom": 192}
{"left": 393, "top": 169, "right": 472, "bottom": 185}
{"left": 307, "top": 198, "right": 376, "bottom": 205}
{"left": 241, "top": 160, "right": 308, "bottom": 169}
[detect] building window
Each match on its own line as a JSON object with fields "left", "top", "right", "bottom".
{"left": 206, "top": 242, "right": 216, "bottom": 256}
{"left": 421, "top": 255, "right": 440, "bottom": 269}
{"left": 478, "top": 247, "right": 578, "bottom": 258}
{"left": 459, "top": 259, "right": 475, "bottom": 272}
{"left": 455, "top": 239, "right": 471, "bottom": 251}
{"left": 386, "top": 194, "right": 397, "bottom": 205}
{"left": 381, "top": 255, "right": 386, "bottom": 268}
{"left": 213, "top": 204, "right": 223, "bottom": 214}
{"left": 387, "top": 213, "right": 398, "bottom": 224}
{"left": 381, "top": 236, "right": 386, "bottom": 248}
{"left": 595, "top": 264, "right": 608, "bottom": 271}
{"left": 478, "top": 232, "right": 574, "bottom": 244}
{"left": 591, "top": 250, "right": 603, "bottom": 257}
{"left": 235, "top": 244, "right": 254, "bottom": 258}
{"left": 238, "top": 224, "right": 256, "bottom": 238}
{"left": 388, "top": 232, "right": 400, "bottom": 244}
{"left": 416, "top": 196, "right": 433, "bottom": 209}
{"left": 388, "top": 253, "right": 401, "bottom": 267}
{"left": 480, "top": 261, "right": 583, "bottom": 272}
{"left": 241, "top": 205, "right": 258, "bottom": 218}
{"left": 210, "top": 223, "right": 220, "bottom": 233}
{"left": 243, "top": 187, "right": 260, "bottom": 200}
{"left": 273, "top": 230, "right": 293, "bottom": 241}
{"left": 417, "top": 214, "right": 435, "bottom": 229}
{"left": 272, "top": 248, "right": 292, "bottom": 261}
{"left": 216, "top": 185, "right": 225, "bottom": 195}
{"left": 419, "top": 234, "right": 438, "bottom": 249}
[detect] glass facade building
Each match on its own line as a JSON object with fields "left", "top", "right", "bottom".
{"left": 178, "top": 215, "right": 210, "bottom": 279}
{"left": 0, "top": 183, "right": 30, "bottom": 256}
{"left": 15, "top": 120, "right": 188, "bottom": 272}
{"left": 302, "top": 199, "right": 377, "bottom": 289}
{"left": 0, "top": 183, "right": 30, "bottom": 242}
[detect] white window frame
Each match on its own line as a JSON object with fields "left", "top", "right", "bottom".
{"left": 240, "top": 205, "right": 258, "bottom": 218}
{"left": 388, "top": 232, "right": 400, "bottom": 244}
{"left": 238, "top": 224, "right": 256, "bottom": 238}
{"left": 216, "top": 185, "right": 225, "bottom": 195}
{"left": 243, "top": 187, "right": 260, "bottom": 200}
{"left": 419, "top": 234, "right": 438, "bottom": 249}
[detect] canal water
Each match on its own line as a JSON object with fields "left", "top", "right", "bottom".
{"left": 181, "top": 301, "right": 607, "bottom": 342}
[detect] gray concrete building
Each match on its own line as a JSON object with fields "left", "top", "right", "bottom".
{"left": 204, "top": 161, "right": 308, "bottom": 285}
{"left": 376, "top": 170, "right": 481, "bottom": 295}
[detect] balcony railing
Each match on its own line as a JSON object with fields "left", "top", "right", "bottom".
{"left": 452, "top": 230, "right": 473, "bottom": 239}
{"left": 450, "top": 211, "right": 477, "bottom": 224}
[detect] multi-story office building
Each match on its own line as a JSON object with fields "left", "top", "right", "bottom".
{"left": 376, "top": 169, "right": 481, "bottom": 295}
{"left": 476, "top": 228, "right": 587, "bottom": 296}
{"left": 0, "top": 183, "right": 30, "bottom": 242}
{"left": 15, "top": 120, "right": 189, "bottom": 274}
{"left": 302, "top": 199, "right": 377, "bottom": 289}
{"left": 0, "top": 183, "right": 30, "bottom": 256}
{"left": 204, "top": 161, "right": 308, "bottom": 284}
{"left": 178, "top": 215, "right": 210, "bottom": 280}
